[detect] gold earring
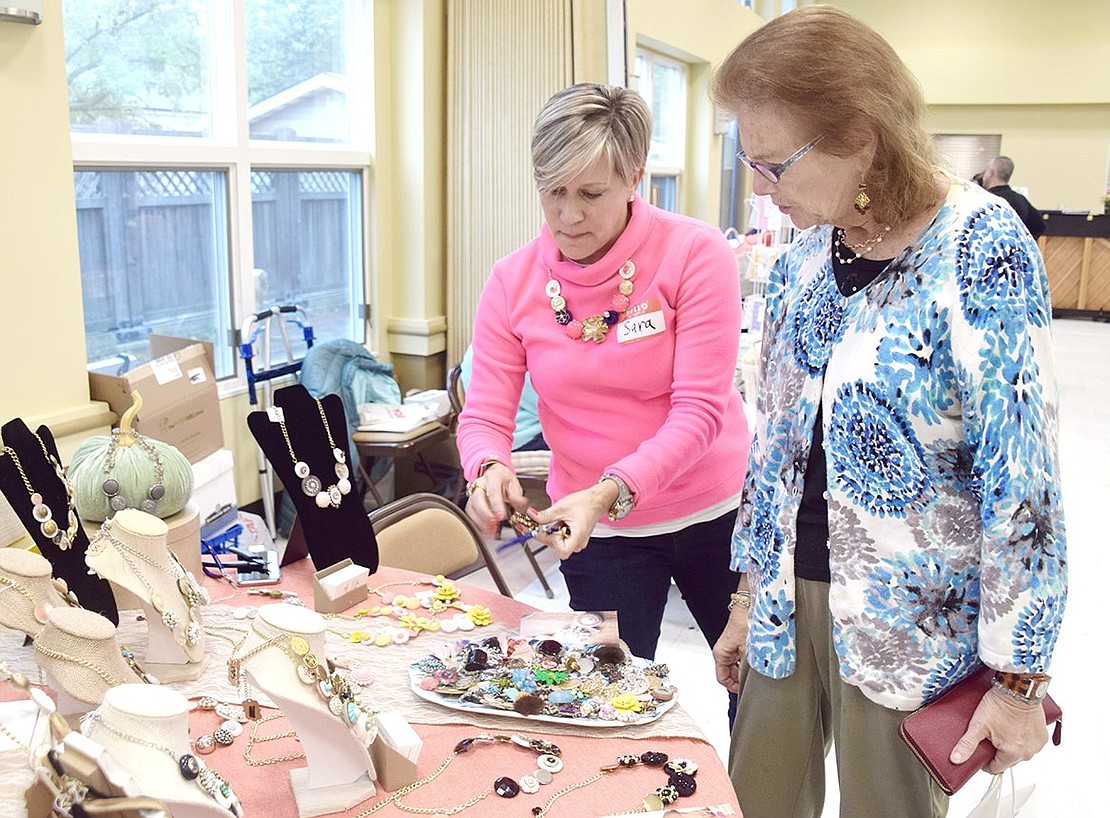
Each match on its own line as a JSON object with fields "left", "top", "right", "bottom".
{"left": 854, "top": 182, "right": 871, "bottom": 215}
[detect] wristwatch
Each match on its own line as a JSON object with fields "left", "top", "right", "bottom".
{"left": 993, "top": 671, "right": 1051, "bottom": 704}
{"left": 598, "top": 474, "right": 635, "bottom": 521}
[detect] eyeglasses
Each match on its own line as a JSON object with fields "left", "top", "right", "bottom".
{"left": 737, "top": 133, "right": 825, "bottom": 184}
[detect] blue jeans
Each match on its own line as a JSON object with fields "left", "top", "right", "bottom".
{"left": 559, "top": 510, "right": 739, "bottom": 719}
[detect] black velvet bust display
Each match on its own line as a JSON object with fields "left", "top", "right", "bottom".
{"left": 0, "top": 418, "right": 119, "bottom": 625}
{"left": 247, "top": 385, "right": 379, "bottom": 571}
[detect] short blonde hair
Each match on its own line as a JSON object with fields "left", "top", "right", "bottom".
{"left": 711, "top": 6, "right": 938, "bottom": 225}
{"left": 531, "top": 83, "right": 651, "bottom": 195}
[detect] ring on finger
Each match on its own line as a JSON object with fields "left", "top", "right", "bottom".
{"left": 465, "top": 480, "right": 487, "bottom": 498}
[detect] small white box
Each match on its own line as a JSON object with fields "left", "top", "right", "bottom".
{"left": 403, "top": 389, "right": 451, "bottom": 420}
{"left": 190, "top": 449, "right": 238, "bottom": 538}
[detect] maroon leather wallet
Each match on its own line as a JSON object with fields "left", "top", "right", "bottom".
{"left": 899, "top": 665, "right": 1063, "bottom": 795}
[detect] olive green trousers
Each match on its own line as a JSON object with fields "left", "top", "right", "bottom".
{"left": 727, "top": 579, "right": 949, "bottom": 818}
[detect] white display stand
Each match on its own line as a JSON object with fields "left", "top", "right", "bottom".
{"left": 85, "top": 509, "right": 208, "bottom": 681}
{"left": 83, "top": 685, "right": 241, "bottom": 818}
{"left": 238, "top": 603, "right": 375, "bottom": 817}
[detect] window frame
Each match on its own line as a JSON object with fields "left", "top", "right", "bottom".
{"left": 68, "top": 0, "right": 374, "bottom": 396}
{"left": 634, "top": 48, "right": 688, "bottom": 214}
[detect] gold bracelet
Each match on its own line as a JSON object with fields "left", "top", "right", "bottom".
{"left": 727, "top": 590, "right": 752, "bottom": 611}
{"left": 476, "top": 457, "right": 502, "bottom": 477}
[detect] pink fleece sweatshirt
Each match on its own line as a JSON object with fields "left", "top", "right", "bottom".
{"left": 457, "top": 196, "right": 752, "bottom": 527}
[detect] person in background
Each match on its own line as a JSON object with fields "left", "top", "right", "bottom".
{"left": 457, "top": 83, "right": 752, "bottom": 675}
{"left": 459, "top": 344, "right": 546, "bottom": 452}
{"left": 983, "top": 155, "right": 1045, "bottom": 240}
{"left": 710, "top": 7, "right": 1067, "bottom": 817}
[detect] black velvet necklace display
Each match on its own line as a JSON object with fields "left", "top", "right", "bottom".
{"left": 0, "top": 418, "right": 119, "bottom": 625}
{"left": 247, "top": 385, "right": 378, "bottom": 572}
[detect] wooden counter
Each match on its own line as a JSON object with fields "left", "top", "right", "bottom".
{"left": 1039, "top": 213, "right": 1110, "bottom": 317}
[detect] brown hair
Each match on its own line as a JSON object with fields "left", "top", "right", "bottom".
{"left": 711, "top": 5, "right": 938, "bottom": 225}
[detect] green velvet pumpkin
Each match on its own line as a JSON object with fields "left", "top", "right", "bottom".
{"left": 70, "top": 431, "right": 193, "bottom": 522}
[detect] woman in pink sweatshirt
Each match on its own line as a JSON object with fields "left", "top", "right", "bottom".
{"left": 457, "top": 83, "right": 752, "bottom": 667}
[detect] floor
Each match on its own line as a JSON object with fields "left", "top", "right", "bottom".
{"left": 461, "top": 317, "right": 1110, "bottom": 817}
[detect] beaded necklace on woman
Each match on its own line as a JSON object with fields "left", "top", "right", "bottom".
{"left": 546, "top": 258, "right": 636, "bottom": 343}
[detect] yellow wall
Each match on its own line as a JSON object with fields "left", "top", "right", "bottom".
{"left": 832, "top": 0, "right": 1110, "bottom": 212}
{"left": 0, "top": 0, "right": 113, "bottom": 454}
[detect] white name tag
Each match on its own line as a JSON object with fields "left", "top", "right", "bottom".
{"left": 617, "top": 308, "right": 666, "bottom": 343}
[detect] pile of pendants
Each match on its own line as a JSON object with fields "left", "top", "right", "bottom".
{"left": 410, "top": 635, "right": 676, "bottom": 724}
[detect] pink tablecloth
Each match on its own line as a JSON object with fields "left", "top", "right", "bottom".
{"left": 2, "top": 558, "right": 742, "bottom": 817}
{"left": 221, "top": 559, "right": 741, "bottom": 817}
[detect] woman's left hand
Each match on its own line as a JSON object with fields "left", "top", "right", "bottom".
{"left": 523, "top": 481, "right": 617, "bottom": 560}
{"left": 949, "top": 687, "right": 1050, "bottom": 772}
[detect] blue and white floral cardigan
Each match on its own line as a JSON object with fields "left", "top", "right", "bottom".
{"left": 732, "top": 177, "right": 1068, "bottom": 710}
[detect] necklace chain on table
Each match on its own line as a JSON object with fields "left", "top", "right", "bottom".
{"left": 347, "top": 734, "right": 563, "bottom": 817}
{"left": 243, "top": 712, "right": 306, "bottom": 767}
{"left": 276, "top": 398, "right": 352, "bottom": 509}
{"left": 0, "top": 443, "right": 79, "bottom": 551}
{"left": 83, "top": 711, "right": 243, "bottom": 815}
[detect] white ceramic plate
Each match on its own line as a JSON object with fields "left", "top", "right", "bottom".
{"left": 407, "top": 660, "right": 678, "bottom": 727}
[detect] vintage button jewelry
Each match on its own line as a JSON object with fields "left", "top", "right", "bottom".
{"left": 83, "top": 712, "right": 243, "bottom": 816}
{"left": 531, "top": 749, "right": 696, "bottom": 817}
{"left": 1, "top": 445, "right": 79, "bottom": 551}
{"left": 276, "top": 398, "right": 351, "bottom": 509}
{"left": 101, "top": 428, "right": 166, "bottom": 514}
{"left": 194, "top": 734, "right": 216, "bottom": 755}
{"left": 90, "top": 521, "right": 208, "bottom": 650}
{"left": 219, "top": 719, "right": 244, "bottom": 737}
{"left": 548, "top": 258, "right": 636, "bottom": 343}
{"left": 387, "top": 733, "right": 562, "bottom": 813}
{"left": 212, "top": 727, "right": 235, "bottom": 747}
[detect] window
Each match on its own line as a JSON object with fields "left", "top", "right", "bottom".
{"left": 634, "top": 49, "right": 687, "bottom": 213}
{"left": 64, "top": 0, "right": 371, "bottom": 380}
{"left": 719, "top": 120, "right": 747, "bottom": 233}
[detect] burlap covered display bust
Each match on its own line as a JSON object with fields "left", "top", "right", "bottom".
{"left": 32, "top": 606, "right": 148, "bottom": 711}
{"left": 85, "top": 508, "right": 208, "bottom": 679}
{"left": 0, "top": 548, "right": 69, "bottom": 637}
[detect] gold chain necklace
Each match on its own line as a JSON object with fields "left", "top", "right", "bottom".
{"left": 276, "top": 397, "right": 352, "bottom": 508}
{"left": 1, "top": 444, "right": 79, "bottom": 551}
{"left": 833, "top": 225, "right": 892, "bottom": 265}
{"left": 227, "top": 624, "right": 379, "bottom": 747}
{"left": 531, "top": 751, "right": 699, "bottom": 816}
{"left": 356, "top": 734, "right": 562, "bottom": 816}
{"left": 243, "top": 712, "right": 306, "bottom": 767}
{"left": 547, "top": 259, "right": 636, "bottom": 343}
{"left": 32, "top": 643, "right": 130, "bottom": 687}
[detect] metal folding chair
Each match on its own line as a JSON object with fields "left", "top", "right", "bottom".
{"left": 238, "top": 305, "right": 314, "bottom": 536}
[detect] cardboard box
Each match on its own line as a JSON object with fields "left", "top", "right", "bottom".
{"left": 88, "top": 335, "right": 223, "bottom": 463}
{"left": 191, "top": 448, "right": 238, "bottom": 539}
